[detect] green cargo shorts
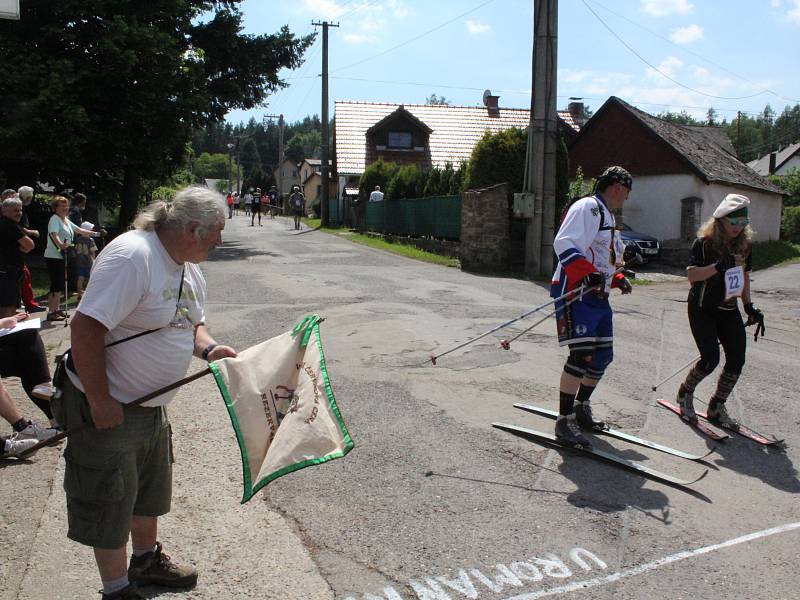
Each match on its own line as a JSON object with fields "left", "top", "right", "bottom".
{"left": 55, "top": 376, "right": 174, "bottom": 550}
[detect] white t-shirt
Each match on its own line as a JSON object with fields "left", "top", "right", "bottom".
{"left": 369, "top": 190, "right": 384, "bottom": 202}
{"left": 552, "top": 195, "right": 623, "bottom": 294}
{"left": 67, "top": 229, "right": 207, "bottom": 406}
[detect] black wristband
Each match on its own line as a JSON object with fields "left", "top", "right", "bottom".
{"left": 201, "top": 343, "right": 218, "bottom": 361}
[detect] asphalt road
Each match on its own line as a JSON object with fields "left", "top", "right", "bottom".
{"left": 2, "top": 213, "right": 799, "bottom": 600}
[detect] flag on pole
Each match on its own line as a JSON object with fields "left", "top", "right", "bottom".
{"left": 210, "top": 315, "right": 354, "bottom": 503}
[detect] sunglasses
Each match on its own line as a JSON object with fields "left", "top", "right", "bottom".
{"left": 727, "top": 217, "right": 750, "bottom": 227}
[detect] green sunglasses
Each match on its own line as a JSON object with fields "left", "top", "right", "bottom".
{"left": 726, "top": 217, "right": 750, "bottom": 226}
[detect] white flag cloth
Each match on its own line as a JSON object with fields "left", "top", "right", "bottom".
{"left": 210, "top": 315, "right": 353, "bottom": 502}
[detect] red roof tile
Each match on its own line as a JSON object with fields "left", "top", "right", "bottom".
{"left": 335, "top": 100, "right": 577, "bottom": 176}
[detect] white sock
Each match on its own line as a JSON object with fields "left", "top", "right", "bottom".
{"left": 132, "top": 544, "right": 157, "bottom": 557}
{"left": 2, "top": 439, "right": 10, "bottom": 453}
{"left": 102, "top": 575, "right": 129, "bottom": 594}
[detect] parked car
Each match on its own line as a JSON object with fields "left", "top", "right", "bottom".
{"left": 619, "top": 223, "right": 660, "bottom": 264}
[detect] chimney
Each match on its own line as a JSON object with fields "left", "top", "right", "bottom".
{"left": 483, "top": 89, "right": 500, "bottom": 116}
{"left": 768, "top": 152, "right": 777, "bottom": 174}
{"left": 568, "top": 100, "right": 585, "bottom": 126}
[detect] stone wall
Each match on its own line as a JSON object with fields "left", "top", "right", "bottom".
{"left": 460, "top": 183, "right": 510, "bottom": 271}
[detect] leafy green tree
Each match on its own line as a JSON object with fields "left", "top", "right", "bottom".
{"left": 440, "top": 163, "right": 455, "bottom": 196}
{"left": 284, "top": 130, "right": 321, "bottom": 163}
{"left": 770, "top": 168, "right": 800, "bottom": 207}
{"left": 657, "top": 110, "right": 701, "bottom": 125}
{"left": 449, "top": 161, "right": 468, "bottom": 195}
{"left": 0, "top": 1, "right": 314, "bottom": 227}
{"left": 463, "top": 128, "right": 527, "bottom": 193}
{"left": 194, "top": 152, "right": 231, "bottom": 180}
{"left": 422, "top": 168, "right": 442, "bottom": 197}
{"left": 727, "top": 115, "right": 764, "bottom": 162}
{"left": 359, "top": 159, "right": 399, "bottom": 201}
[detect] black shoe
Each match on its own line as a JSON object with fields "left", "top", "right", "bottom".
{"left": 26, "top": 305, "right": 47, "bottom": 313}
{"left": 575, "top": 402, "right": 606, "bottom": 430}
{"left": 554, "top": 415, "right": 591, "bottom": 447}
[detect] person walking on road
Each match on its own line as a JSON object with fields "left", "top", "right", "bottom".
{"left": 550, "top": 166, "right": 634, "bottom": 447}
{"left": 250, "top": 187, "right": 262, "bottom": 227}
{"left": 675, "top": 194, "right": 764, "bottom": 427}
{"left": 59, "top": 186, "right": 237, "bottom": 599}
{"left": 289, "top": 185, "right": 305, "bottom": 230}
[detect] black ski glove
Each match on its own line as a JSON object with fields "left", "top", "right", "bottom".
{"left": 744, "top": 302, "right": 765, "bottom": 340}
{"left": 582, "top": 272, "right": 605, "bottom": 289}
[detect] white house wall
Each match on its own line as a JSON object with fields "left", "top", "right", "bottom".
{"left": 622, "top": 174, "right": 781, "bottom": 242}
{"left": 777, "top": 156, "right": 800, "bottom": 175}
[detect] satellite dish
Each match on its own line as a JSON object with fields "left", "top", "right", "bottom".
{"left": 483, "top": 89, "right": 492, "bottom": 106}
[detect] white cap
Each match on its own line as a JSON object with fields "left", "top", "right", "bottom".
{"left": 81, "top": 221, "right": 95, "bottom": 230}
{"left": 712, "top": 194, "right": 750, "bottom": 219}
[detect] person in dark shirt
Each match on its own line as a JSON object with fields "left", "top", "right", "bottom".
{"left": 676, "top": 194, "right": 765, "bottom": 428}
{"left": 0, "top": 196, "right": 35, "bottom": 315}
{"left": 15, "top": 186, "right": 44, "bottom": 312}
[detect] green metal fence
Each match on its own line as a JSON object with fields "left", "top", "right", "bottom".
{"left": 366, "top": 195, "right": 461, "bottom": 239}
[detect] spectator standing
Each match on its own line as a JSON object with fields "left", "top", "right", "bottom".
{"left": 74, "top": 221, "right": 98, "bottom": 299}
{"left": 60, "top": 186, "right": 236, "bottom": 599}
{"left": 16, "top": 186, "right": 45, "bottom": 312}
{"left": 288, "top": 185, "right": 305, "bottom": 230}
{"left": 68, "top": 193, "right": 87, "bottom": 226}
{"left": 44, "top": 196, "right": 101, "bottom": 321}
{"left": 369, "top": 185, "right": 384, "bottom": 203}
{"left": 0, "top": 195, "right": 35, "bottom": 316}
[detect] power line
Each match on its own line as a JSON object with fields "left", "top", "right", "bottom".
{"left": 332, "top": 0, "right": 499, "bottom": 72}
{"left": 580, "top": 0, "right": 770, "bottom": 101}
{"left": 584, "top": 0, "right": 800, "bottom": 106}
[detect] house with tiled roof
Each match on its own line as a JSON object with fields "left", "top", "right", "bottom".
{"left": 748, "top": 142, "right": 800, "bottom": 176}
{"left": 333, "top": 96, "right": 581, "bottom": 203}
{"left": 569, "top": 96, "right": 784, "bottom": 242}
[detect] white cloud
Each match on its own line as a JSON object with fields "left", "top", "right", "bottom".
{"left": 301, "top": 0, "right": 348, "bottom": 18}
{"left": 641, "top": 0, "right": 694, "bottom": 17}
{"left": 466, "top": 20, "right": 491, "bottom": 34}
{"left": 787, "top": 0, "right": 800, "bottom": 23}
{"left": 669, "top": 23, "right": 703, "bottom": 44}
{"left": 558, "top": 68, "right": 634, "bottom": 94}
{"left": 646, "top": 56, "right": 684, "bottom": 83}
{"left": 342, "top": 33, "right": 369, "bottom": 44}
{"left": 384, "top": 0, "right": 410, "bottom": 18}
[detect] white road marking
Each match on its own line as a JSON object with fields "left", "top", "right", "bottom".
{"left": 503, "top": 521, "right": 800, "bottom": 599}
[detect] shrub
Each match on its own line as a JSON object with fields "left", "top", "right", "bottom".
{"left": 386, "top": 164, "right": 424, "bottom": 200}
{"left": 781, "top": 206, "right": 800, "bottom": 241}
{"left": 463, "top": 128, "right": 527, "bottom": 193}
{"left": 359, "top": 159, "right": 399, "bottom": 201}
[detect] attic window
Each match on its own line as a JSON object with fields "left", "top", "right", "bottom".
{"left": 387, "top": 131, "right": 413, "bottom": 149}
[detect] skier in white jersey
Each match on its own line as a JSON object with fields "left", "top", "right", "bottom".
{"left": 550, "top": 166, "right": 634, "bottom": 446}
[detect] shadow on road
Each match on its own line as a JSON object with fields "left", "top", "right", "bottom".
{"left": 208, "top": 242, "right": 280, "bottom": 262}
{"left": 710, "top": 439, "right": 800, "bottom": 493}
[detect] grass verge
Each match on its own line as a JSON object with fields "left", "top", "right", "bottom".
{"left": 751, "top": 240, "right": 800, "bottom": 271}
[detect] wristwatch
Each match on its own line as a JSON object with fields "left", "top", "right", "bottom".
{"left": 201, "top": 343, "right": 218, "bottom": 361}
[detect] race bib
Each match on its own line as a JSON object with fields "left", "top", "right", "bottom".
{"left": 724, "top": 266, "right": 745, "bottom": 300}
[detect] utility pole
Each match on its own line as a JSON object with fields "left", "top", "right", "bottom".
{"left": 312, "top": 20, "right": 339, "bottom": 227}
{"left": 736, "top": 111, "right": 742, "bottom": 159}
{"left": 264, "top": 113, "right": 285, "bottom": 197}
{"left": 236, "top": 138, "right": 241, "bottom": 195}
{"left": 523, "top": 0, "right": 558, "bottom": 277}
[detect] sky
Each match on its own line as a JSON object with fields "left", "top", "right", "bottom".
{"left": 224, "top": 0, "right": 800, "bottom": 128}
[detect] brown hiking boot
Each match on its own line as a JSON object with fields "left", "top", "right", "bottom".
{"left": 101, "top": 583, "right": 145, "bottom": 599}
{"left": 128, "top": 542, "right": 198, "bottom": 588}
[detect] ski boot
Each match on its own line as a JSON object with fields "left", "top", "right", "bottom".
{"left": 707, "top": 401, "right": 739, "bottom": 430}
{"left": 555, "top": 415, "right": 591, "bottom": 447}
{"left": 676, "top": 385, "right": 697, "bottom": 422}
{"left": 574, "top": 401, "right": 607, "bottom": 431}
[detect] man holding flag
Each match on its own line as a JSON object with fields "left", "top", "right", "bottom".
{"left": 60, "top": 187, "right": 237, "bottom": 600}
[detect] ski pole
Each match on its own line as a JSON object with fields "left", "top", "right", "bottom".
{"left": 17, "top": 367, "right": 213, "bottom": 459}
{"left": 427, "top": 285, "right": 589, "bottom": 366}
{"left": 500, "top": 289, "right": 586, "bottom": 349}
{"left": 651, "top": 355, "right": 699, "bottom": 392}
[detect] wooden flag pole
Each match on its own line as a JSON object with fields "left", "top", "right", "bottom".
{"left": 17, "top": 367, "right": 213, "bottom": 459}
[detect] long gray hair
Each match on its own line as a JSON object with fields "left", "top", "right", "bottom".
{"left": 134, "top": 186, "right": 225, "bottom": 239}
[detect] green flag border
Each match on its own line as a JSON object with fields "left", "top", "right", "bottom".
{"left": 210, "top": 316, "right": 355, "bottom": 503}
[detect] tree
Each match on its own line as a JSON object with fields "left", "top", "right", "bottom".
{"left": 0, "top": 1, "right": 314, "bottom": 227}
{"left": 657, "top": 110, "right": 701, "bottom": 125}
{"left": 358, "top": 159, "right": 399, "bottom": 202}
{"left": 727, "top": 114, "right": 764, "bottom": 162}
{"left": 463, "top": 128, "right": 527, "bottom": 193}
{"left": 770, "top": 168, "right": 800, "bottom": 207}
{"left": 284, "top": 130, "right": 321, "bottom": 163}
{"left": 194, "top": 153, "right": 231, "bottom": 180}
{"left": 706, "top": 107, "right": 718, "bottom": 126}
{"left": 426, "top": 94, "right": 450, "bottom": 106}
